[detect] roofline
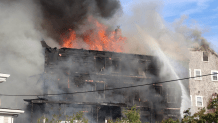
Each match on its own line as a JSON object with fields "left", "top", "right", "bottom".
{"left": 189, "top": 47, "right": 218, "bottom": 58}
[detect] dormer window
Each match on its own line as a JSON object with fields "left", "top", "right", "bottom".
{"left": 203, "top": 52, "right": 208, "bottom": 61}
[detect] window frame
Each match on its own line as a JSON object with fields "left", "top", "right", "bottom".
{"left": 194, "top": 69, "right": 202, "bottom": 80}
{"left": 202, "top": 51, "right": 209, "bottom": 62}
{"left": 195, "top": 96, "right": 203, "bottom": 107}
{"left": 211, "top": 70, "right": 218, "bottom": 81}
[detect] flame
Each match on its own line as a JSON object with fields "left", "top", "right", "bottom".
{"left": 61, "top": 16, "right": 126, "bottom": 52}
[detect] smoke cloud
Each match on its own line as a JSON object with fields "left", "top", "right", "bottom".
{"left": 0, "top": 0, "right": 44, "bottom": 107}
{"left": 36, "top": 0, "right": 121, "bottom": 43}
{"left": 118, "top": 0, "right": 211, "bottom": 62}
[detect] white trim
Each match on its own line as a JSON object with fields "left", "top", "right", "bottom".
{"left": 211, "top": 70, "right": 218, "bottom": 81}
{"left": 0, "top": 73, "right": 10, "bottom": 78}
{"left": 194, "top": 69, "right": 202, "bottom": 80}
{"left": 0, "top": 73, "right": 10, "bottom": 83}
{"left": 189, "top": 69, "right": 191, "bottom": 77}
{"left": 190, "top": 95, "right": 192, "bottom": 106}
{"left": 202, "top": 51, "right": 209, "bottom": 62}
{"left": 0, "top": 109, "right": 24, "bottom": 115}
{"left": 195, "top": 96, "right": 203, "bottom": 107}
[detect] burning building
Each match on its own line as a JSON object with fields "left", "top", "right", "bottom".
{"left": 23, "top": 39, "right": 183, "bottom": 123}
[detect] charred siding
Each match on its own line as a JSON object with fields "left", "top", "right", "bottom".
{"left": 24, "top": 41, "right": 181, "bottom": 123}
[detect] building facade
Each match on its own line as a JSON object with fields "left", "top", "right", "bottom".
{"left": 24, "top": 41, "right": 183, "bottom": 123}
{"left": 189, "top": 47, "right": 218, "bottom": 114}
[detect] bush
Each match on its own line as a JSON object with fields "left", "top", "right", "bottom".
{"left": 37, "top": 111, "right": 88, "bottom": 123}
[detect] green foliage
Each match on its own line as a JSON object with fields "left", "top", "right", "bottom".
{"left": 161, "top": 118, "right": 179, "bottom": 123}
{"left": 37, "top": 111, "right": 88, "bottom": 123}
{"left": 109, "top": 105, "right": 141, "bottom": 123}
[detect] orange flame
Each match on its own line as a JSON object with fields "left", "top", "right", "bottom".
{"left": 61, "top": 16, "right": 126, "bottom": 52}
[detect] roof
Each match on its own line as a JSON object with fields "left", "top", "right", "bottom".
{"left": 189, "top": 46, "right": 218, "bottom": 58}
{"left": 0, "top": 108, "right": 24, "bottom": 115}
{"left": 0, "top": 73, "right": 10, "bottom": 83}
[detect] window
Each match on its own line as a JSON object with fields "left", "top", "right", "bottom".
{"left": 211, "top": 70, "right": 218, "bottom": 81}
{"left": 194, "top": 69, "right": 202, "bottom": 80}
{"left": 203, "top": 52, "right": 208, "bottom": 61}
{"left": 112, "top": 58, "right": 120, "bottom": 72}
{"left": 96, "top": 57, "right": 105, "bottom": 72}
{"left": 154, "top": 86, "right": 162, "bottom": 96}
{"left": 196, "top": 96, "right": 203, "bottom": 107}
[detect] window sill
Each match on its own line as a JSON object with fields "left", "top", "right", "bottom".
{"left": 194, "top": 79, "right": 202, "bottom": 80}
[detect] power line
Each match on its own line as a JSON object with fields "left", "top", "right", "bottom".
{"left": 0, "top": 73, "right": 217, "bottom": 97}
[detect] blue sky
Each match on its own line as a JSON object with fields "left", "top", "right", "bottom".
{"left": 120, "top": 0, "right": 218, "bottom": 51}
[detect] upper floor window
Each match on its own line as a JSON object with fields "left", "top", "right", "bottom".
{"left": 203, "top": 52, "right": 208, "bottom": 61}
{"left": 196, "top": 96, "right": 203, "bottom": 107}
{"left": 194, "top": 69, "right": 202, "bottom": 80}
{"left": 211, "top": 70, "right": 218, "bottom": 81}
{"left": 154, "top": 85, "right": 162, "bottom": 96}
{"left": 95, "top": 57, "right": 105, "bottom": 72}
{"left": 112, "top": 58, "right": 120, "bottom": 72}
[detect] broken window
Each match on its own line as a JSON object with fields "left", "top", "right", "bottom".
{"left": 211, "top": 70, "right": 218, "bottom": 81}
{"left": 112, "top": 58, "right": 120, "bottom": 72}
{"left": 167, "top": 88, "right": 176, "bottom": 103}
{"left": 96, "top": 57, "right": 105, "bottom": 72}
{"left": 196, "top": 96, "right": 203, "bottom": 107}
{"left": 194, "top": 69, "right": 202, "bottom": 80}
{"left": 154, "top": 86, "right": 162, "bottom": 95}
{"left": 203, "top": 52, "right": 208, "bottom": 61}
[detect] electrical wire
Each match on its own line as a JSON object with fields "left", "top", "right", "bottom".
{"left": 0, "top": 73, "right": 217, "bottom": 97}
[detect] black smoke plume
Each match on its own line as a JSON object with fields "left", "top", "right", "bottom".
{"left": 37, "top": 0, "right": 121, "bottom": 42}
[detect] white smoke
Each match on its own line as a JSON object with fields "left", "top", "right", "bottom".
{"left": 115, "top": 0, "right": 211, "bottom": 118}
{"left": 0, "top": 0, "right": 44, "bottom": 109}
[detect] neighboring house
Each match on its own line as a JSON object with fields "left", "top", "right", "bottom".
{"left": 189, "top": 47, "right": 218, "bottom": 114}
{"left": 0, "top": 109, "right": 24, "bottom": 123}
{"left": 0, "top": 73, "right": 24, "bottom": 123}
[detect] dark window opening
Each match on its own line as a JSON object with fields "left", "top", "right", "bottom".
{"left": 212, "top": 72, "right": 218, "bottom": 80}
{"left": 134, "top": 91, "right": 140, "bottom": 100}
{"left": 154, "top": 86, "right": 162, "bottom": 95}
{"left": 203, "top": 52, "right": 208, "bottom": 61}
{"left": 96, "top": 57, "right": 105, "bottom": 72}
{"left": 112, "top": 59, "right": 120, "bottom": 72}
{"left": 74, "top": 76, "right": 85, "bottom": 88}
